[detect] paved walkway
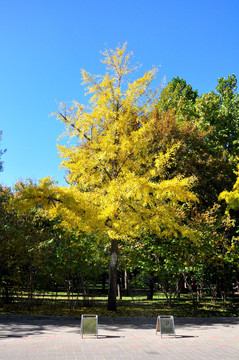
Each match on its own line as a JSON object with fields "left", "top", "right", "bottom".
{"left": 0, "top": 315, "right": 239, "bottom": 359}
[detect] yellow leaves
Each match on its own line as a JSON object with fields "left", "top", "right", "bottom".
{"left": 219, "top": 162, "right": 239, "bottom": 213}
{"left": 219, "top": 189, "right": 239, "bottom": 214}
{"left": 49, "top": 43, "right": 200, "bottom": 241}
{"left": 100, "top": 42, "right": 136, "bottom": 77}
{"left": 149, "top": 144, "right": 181, "bottom": 179}
{"left": 12, "top": 178, "right": 104, "bottom": 234}
{"left": 47, "top": 186, "right": 100, "bottom": 232}
{"left": 85, "top": 171, "right": 197, "bottom": 240}
{"left": 125, "top": 67, "right": 158, "bottom": 107}
{"left": 12, "top": 177, "right": 58, "bottom": 213}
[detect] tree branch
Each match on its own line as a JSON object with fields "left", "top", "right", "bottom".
{"left": 59, "top": 113, "right": 91, "bottom": 142}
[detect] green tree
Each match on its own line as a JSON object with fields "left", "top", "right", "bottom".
{"left": 158, "top": 77, "right": 198, "bottom": 119}
{"left": 158, "top": 77, "right": 237, "bottom": 208}
{"left": 187, "top": 204, "right": 239, "bottom": 300}
{"left": 196, "top": 74, "right": 239, "bottom": 158}
{"left": 148, "top": 76, "right": 239, "bottom": 300}
{"left": 0, "top": 185, "right": 57, "bottom": 305}
{"left": 1, "top": 182, "right": 108, "bottom": 308}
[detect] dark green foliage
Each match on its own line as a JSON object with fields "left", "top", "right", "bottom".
{"left": 158, "top": 77, "right": 198, "bottom": 118}
{"left": 0, "top": 186, "right": 108, "bottom": 308}
{"left": 196, "top": 74, "right": 239, "bottom": 157}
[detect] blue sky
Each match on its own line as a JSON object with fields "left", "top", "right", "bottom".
{"left": 0, "top": 0, "right": 238, "bottom": 187}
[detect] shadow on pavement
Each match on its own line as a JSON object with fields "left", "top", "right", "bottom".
{"left": 175, "top": 335, "right": 198, "bottom": 338}
{"left": 0, "top": 315, "right": 238, "bottom": 339}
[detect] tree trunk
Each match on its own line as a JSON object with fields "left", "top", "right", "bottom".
{"left": 101, "top": 273, "right": 107, "bottom": 292}
{"left": 27, "top": 268, "right": 35, "bottom": 311}
{"left": 108, "top": 239, "right": 118, "bottom": 311}
{"left": 4, "top": 285, "right": 10, "bottom": 304}
{"left": 147, "top": 276, "right": 154, "bottom": 300}
{"left": 117, "top": 283, "right": 122, "bottom": 300}
{"left": 124, "top": 270, "right": 129, "bottom": 296}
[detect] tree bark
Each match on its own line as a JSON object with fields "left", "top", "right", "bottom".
{"left": 124, "top": 270, "right": 129, "bottom": 296}
{"left": 147, "top": 276, "right": 154, "bottom": 300}
{"left": 108, "top": 239, "right": 118, "bottom": 311}
{"left": 117, "top": 283, "right": 122, "bottom": 300}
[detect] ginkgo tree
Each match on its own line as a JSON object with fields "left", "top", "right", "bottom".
{"left": 14, "top": 44, "right": 198, "bottom": 311}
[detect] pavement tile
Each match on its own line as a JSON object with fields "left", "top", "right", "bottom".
{"left": 0, "top": 316, "right": 239, "bottom": 359}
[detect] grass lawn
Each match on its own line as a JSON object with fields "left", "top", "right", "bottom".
{"left": 0, "top": 292, "right": 238, "bottom": 318}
